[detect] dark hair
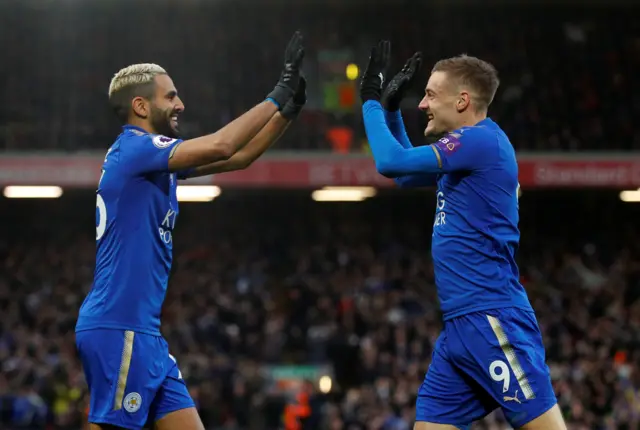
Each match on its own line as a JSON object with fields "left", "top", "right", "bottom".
{"left": 432, "top": 54, "right": 500, "bottom": 111}
{"left": 108, "top": 81, "right": 157, "bottom": 123}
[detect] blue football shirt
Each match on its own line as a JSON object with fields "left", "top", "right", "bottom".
{"left": 76, "top": 125, "right": 189, "bottom": 336}
{"left": 429, "top": 118, "right": 532, "bottom": 320}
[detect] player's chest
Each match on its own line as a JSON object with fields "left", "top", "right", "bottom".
{"left": 434, "top": 174, "right": 470, "bottom": 218}
{"left": 436, "top": 172, "right": 467, "bottom": 193}
{"left": 150, "top": 172, "right": 179, "bottom": 202}
{"left": 150, "top": 173, "right": 180, "bottom": 243}
{"left": 148, "top": 172, "right": 180, "bottom": 224}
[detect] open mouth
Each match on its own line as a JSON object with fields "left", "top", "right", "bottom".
{"left": 170, "top": 115, "right": 179, "bottom": 127}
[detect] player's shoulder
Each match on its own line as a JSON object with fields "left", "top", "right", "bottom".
{"left": 451, "top": 119, "right": 501, "bottom": 144}
{"left": 437, "top": 119, "right": 506, "bottom": 161}
{"left": 119, "top": 126, "right": 148, "bottom": 142}
{"left": 118, "top": 127, "right": 182, "bottom": 160}
{"left": 119, "top": 126, "right": 176, "bottom": 147}
{"left": 149, "top": 134, "right": 181, "bottom": 149}
{"left": 431, "top": 121, "right": 497, "bottom": 155}
{"left": 118, "top": 124, "right": 175, "bottom": 141}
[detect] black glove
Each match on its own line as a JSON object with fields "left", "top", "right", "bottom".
{"left": 381, "top": 52, "right": 423, "bottom": 111}
{"left": 360, "top": 40, "right": 391, "bottom": 103}
{"left": 267, "top": 31, "right": 305, "bottom": 109}
{"left": 281, "top": 76, "right": 307, "bottom": 120}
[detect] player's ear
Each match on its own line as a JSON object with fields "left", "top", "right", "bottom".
{"left": 131, "top": 96, "right": 149, "bottom": 119}
{"left": 456, "top": 92, "right": 470, "bottom": 112}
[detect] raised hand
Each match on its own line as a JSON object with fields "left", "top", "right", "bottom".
{"left": 360, "top": 40, "right": 391, "bottom": 103}
{"left": 381, "top": 52, "right": 423, "bottom": 111}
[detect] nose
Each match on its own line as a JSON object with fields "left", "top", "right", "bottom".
{"left": 418, "top": 95, "right": 429, "bottom": 111}
{"left": 174, "top": 97, "right": 185, "bottom": 113}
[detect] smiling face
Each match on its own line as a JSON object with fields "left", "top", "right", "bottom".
{"left": 146, "top": 74, "right": 184, "bottom": 139}
{"left": 418, "top": 55, "right": 500, "bottom": 136}
{"left": 418, "top": 71, "right": 464, "bottom": 137}
{"left": 108, "top": 64, "right": 185, "bottom": 138}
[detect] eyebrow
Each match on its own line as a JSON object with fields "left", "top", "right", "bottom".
{"left": 165, "top": 90, "right": 178, "bottom": 98}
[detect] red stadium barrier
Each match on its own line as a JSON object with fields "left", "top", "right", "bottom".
{"left": 1, "top": 153, "right": 640, "bottom": 188}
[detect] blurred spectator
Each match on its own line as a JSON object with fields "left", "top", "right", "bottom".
{"left": 0, "top": 2, "right": 639, "bottom": 152}
{"left": 0, "top": 191, "right": 639, "bottom": 429}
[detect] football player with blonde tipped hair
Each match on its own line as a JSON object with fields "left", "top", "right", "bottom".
{"left": 76, "top": 32, "right": 306, "bottom": 430}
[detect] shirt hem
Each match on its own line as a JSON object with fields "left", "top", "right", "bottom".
{"left": 442, "top": 301, "right": 533, "bottom": 321}
{"left": 75, "top": 322, "right": 161, "bottom": 337}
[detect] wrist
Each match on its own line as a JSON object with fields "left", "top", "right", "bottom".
{"left": 281, "top": 102, "right": 302, "bottom": 120}
{"left": 265, "top": 98, "right": 280, "bottom": 109}
{"left": 384, "top": 103, "right": 401, "bottom": 114}
{"left": 363, "top": 100, "right": 383, "bottom": 112}
{"left": 384, "top": 110, "right": 403, "bottom": 125}
{"left": 361, "top": 95, "right": 381, "bottom": 104}
{"left": 384, "top": 101, "right": 401, "bottom": 112}
{"left": 266, "top": 84, "right": 294, "bottom": 111}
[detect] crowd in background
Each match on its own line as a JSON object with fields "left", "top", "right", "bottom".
{"left": 1, "top": 1, "right": 639, "bottom": 152}
{"left": 1, "top": 2, "right": 639, "bottom": 428}
{"left": 0, "top": 191, "right": 639, "bottom": 429}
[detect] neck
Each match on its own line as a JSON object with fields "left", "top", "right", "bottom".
{"left": 126, "top": 117, "right": 156, "bottom": 134}
{"left": 455, "top": 111, "right": 487, "bottom": 130}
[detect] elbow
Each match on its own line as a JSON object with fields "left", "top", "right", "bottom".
{"left": 375, "top": 159, "right": 396, "bottom": 178}
{"left": 232, "top": 155, "right": 253, "bottom": 171}
{"left": 240, "top": 158, "right": 255, "bottom": 170}
{"left": 210, "top": 141, "right": 235, "bottom": 162}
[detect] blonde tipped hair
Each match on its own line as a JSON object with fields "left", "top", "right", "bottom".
{"left": 108, "top": 63, "right": 167, "bottom": 122}
{"left": 108, "top": 63, "right": 166, "bottom": 98}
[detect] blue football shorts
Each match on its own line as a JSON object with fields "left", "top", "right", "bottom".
{"left": 416, "top": 307, "right": 557, "bottom": 429}
{"left": 76, "top": 329, "right": 195, "bottom": 429}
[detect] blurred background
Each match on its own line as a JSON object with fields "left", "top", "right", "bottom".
{"left": 1, "top": 0, "right": 640, "bottom": 429}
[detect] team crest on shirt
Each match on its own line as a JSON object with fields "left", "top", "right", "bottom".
{"left": 152, "top": 135, "right": 177, "bottom": 149}
{"left": 123, "top": 392, "right": 142, "bottom": 413}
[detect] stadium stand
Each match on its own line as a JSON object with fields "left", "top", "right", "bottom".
{"left": 0, "top": 2, "right": 638, "bottom": 151}
{"left": 1, "top": 191, "right": 639, "bottom": 429}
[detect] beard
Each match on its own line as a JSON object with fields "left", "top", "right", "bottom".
{"left": 150, "top": 105, "right": 179, "bottom": 138}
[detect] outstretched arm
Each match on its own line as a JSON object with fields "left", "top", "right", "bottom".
{"left": 364, "top": 100, "right": 441, "bottom": 177}
{"left": 183, "top": 76, "right": 307, "bottom": 177}
{"left": 184, "top": 112, "right": 290, "bottom": 176}
{"left": 170, "top": 101, "right": 279, "bottom": 172}
{"left": 365, "top": 100, "right": 495, "bottom": 178}
{"left": 168, "top": 31, "right": 305, "bottom": 172}
{"left": 384, "top": 109, "right": 438, "bottom": 187}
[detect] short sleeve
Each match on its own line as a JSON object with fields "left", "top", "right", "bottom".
{"left": 430, "top": 127, "right": 498, "bottom": 172}
{"left": 120, "top": 134, "right": 184, "bottom": 176}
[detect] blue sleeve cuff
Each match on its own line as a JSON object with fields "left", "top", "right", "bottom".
{"left": 384, "top": 109, "right": 403, "bottom": 122}
{"left": 265, "top": 97, "right": 280, "bottom": 109}
{"left": 363, "top": 100, "right": 383, "bottom": 113}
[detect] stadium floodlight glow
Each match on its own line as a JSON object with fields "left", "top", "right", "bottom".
{"left": 318, "top": 375, "right": 332, "bottom": 393}
{"left": 176, "top": 185, "right": 221, "bottom": 202}
{"left": 345, "top": 63, "right": 359, "bottom": 81}
{"left": 3, "top": 186, "right": 63, "bottom": 199}
{"left": 619, "top": 189, "right": 640, "bottom": 202}
{"left": 311, "top": 186, "right": 377, "bottom": 202}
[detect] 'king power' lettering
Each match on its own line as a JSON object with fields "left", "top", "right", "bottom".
{"left": 159, "top": 208, "right": 177, "bottom": 244}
